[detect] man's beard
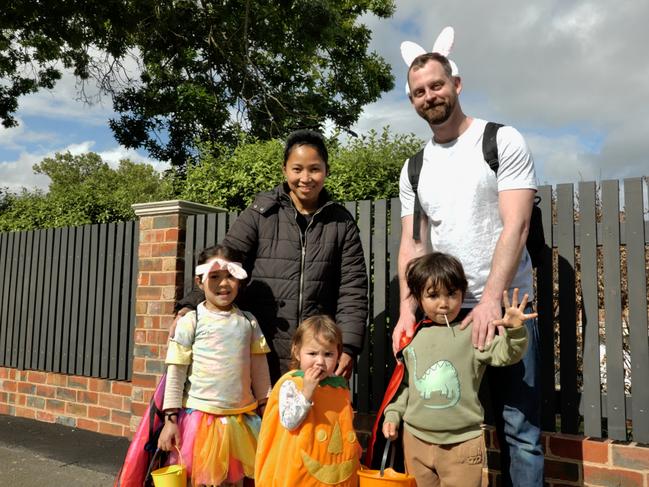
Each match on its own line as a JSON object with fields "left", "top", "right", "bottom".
{"left": 418, "top": 98, "right": 455, "bottom": 126}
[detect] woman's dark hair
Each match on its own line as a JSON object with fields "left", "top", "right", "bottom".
{"left": 405, "top": 252, "right": 468, "bottom": 305}
{"left": 283, "top": 129, "right": 329, "bottom": 172}
{"left": 196, "top": 244, "right": 245, "bottom": 266}
{"left": 289, "top": 315, "right": 342, "bottom": 370}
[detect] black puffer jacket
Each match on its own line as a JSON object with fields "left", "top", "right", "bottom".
{"left": 180, "top": 183, "right": 368, "bottom": 380}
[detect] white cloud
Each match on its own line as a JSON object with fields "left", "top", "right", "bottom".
{"left": 0, "top": 140, "right": 168, "bottom": 193}
{"left": 97, "top": 146, "right": 170, "bottom": 173}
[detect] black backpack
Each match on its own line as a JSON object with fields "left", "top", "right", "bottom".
{"left": 407, "top": 122, "right": 545, "bottom": 267}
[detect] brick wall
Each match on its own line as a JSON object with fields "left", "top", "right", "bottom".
{"left": 484, "top": 427, "right": 649, "bottom": 486}
{"left": 1, "top": 199, "right": 649, "bottom": 485}
{"left": 0, "top": 367, "right": 132, "bottom": 436}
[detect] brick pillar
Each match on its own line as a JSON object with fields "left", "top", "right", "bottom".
{"left": 130, "top": 200, "right": 223, "bottom": 433}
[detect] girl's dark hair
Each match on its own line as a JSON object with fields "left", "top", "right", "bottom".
{"left": 289, "top": 315, "right": 342, "bottom": 369}
{"left": 405, "top": 252, "right": 468, "bottom": 305}
{"left": 196, "top": 244, "right": 245, "bottom": 267}
{"left": 283, "top": 129, "right": 329, "bottom": 172}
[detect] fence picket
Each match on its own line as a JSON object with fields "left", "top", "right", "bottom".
{"left": 60, "top": 228, "right": 75, "bottom": 373}
{"left": 371, "top": 199, "right": 388, "bottom": 412}
{"left": 7, "top": 232, "right": 22, "bottom": 367}
{"left": 623, "top": 177, "right": 649, "bottom": 442}
{"left": 121, "top": 221, "right": 138, "bottom": 380}
{"left": 601, "top": 179, "right": 627, "bottom": 440}
{"left": 109, "top": 223, "right": 125, "bottom": 379}
{"left": 184, "top": 215, "right": 197, "bottom": 296}
{"left": 0, "top": 233, "right": 8, "bottom": 366}
{"left": 84, "top": 225, "right": 99, "bottom": 376}
{"left": 68, "top": 227, "right": 83, "bottom": 374}
{"left": 537, "top": 185, "right": 556, "bottom": 431}
{"left": 17, "top": 231, "right": 35, "bottom": 370}
{"left": 356, "top": 200, "right": 372, "bottom": 414}
{"left": 100, "top": 224, "right": 116, "bottom": 378}
{"left": 578, "top": 181, "right": 602, "bottom": 437}
{"left": 53, "top": 227, "right": 68, "bottom": 372}
{"left": 24, "top": 230, "right": 41, "bottom": 370}
{"left": 557, "top": 184, "right": 579, "bottom": 432}
{"left": 77, "top": 225, "right": 91, "bottom": 374}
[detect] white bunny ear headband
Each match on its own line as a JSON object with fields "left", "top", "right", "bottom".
{"left": 401, "top": 26, "right": 459, "bottom": 95}
{"left": 195, "top": 257, "right": 248, "bottom": 282}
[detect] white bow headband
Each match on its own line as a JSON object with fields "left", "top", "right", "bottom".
{"left": 195, "top": 257, "right": 248, "bottom": 282}
{"left": 401, "top": 26, "right": 459, "bottom": 95}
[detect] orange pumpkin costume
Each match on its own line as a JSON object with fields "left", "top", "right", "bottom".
{"left": 255, "top": 370, "right": 361, "bottom": 486}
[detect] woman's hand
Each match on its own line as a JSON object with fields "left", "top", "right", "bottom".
{"left": 493, "top": 288, "right": 538, "bottom": 329}
{"left": 168, "top": 307, "right": 192, "bottom": 341}
{"left": 334, "top": 352, "right": 354, "bottom": 380}
{"left": 382, "top": 421, "right": 398, "bottom": 441}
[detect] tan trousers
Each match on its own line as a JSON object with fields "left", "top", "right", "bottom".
{"left": 402, "top": 428, "right": 485, "bottom": 487}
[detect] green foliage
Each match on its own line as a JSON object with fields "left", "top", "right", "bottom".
{"left": 179, "top": 128, "right": 423, "bottom": 211}
{"left": 0, "top": 128, "right": 423, "bottom": 230}
{"left": 0, "top": 152, "right": 173, "bottom": 231}
{"left": 180, "top": 137, "right": 285, "bottom": 210}
{"left": 2, "top": 0, "right": 396, "bottom": 167}
{"left": 327, "top": 128, "right": 422, "bottom": 202}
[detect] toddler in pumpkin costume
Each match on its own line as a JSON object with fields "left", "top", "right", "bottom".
{"left": 255, "top": 315, "right": 361, "bottom": 487}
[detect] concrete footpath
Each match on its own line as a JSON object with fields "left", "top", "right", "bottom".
{"left": 0, "top": 414, "right": 130, "bottom": 487}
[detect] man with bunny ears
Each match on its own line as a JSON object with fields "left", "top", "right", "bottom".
{"left": 392, "top": 27, "right": 543, "bottom": 486}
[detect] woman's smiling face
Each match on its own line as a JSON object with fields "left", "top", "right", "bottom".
{"left": 282, "top": 144, "right": 327, "bottom": 213}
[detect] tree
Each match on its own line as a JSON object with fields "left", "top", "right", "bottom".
{"left": 0, "top": 152, "right": 173, "bottom": 231}
{"left": 179, "top": 128, "right": 422, "bottom": 211}
{"left": 1, "top": 0, "right": 396, "bottom": 167}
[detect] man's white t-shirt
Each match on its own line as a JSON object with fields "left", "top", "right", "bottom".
{"left": 399, "top": 118, "right": 537, "bottom": 307}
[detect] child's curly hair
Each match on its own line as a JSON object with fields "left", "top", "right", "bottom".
{"left": 289, "top": 315, "right": 343, "bottom": 370}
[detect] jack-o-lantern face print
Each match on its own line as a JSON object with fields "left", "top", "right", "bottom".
{"left": 299, "top": 419, "right": 358, "bottom": 484}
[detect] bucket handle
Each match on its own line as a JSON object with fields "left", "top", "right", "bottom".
{"left": 173, "top": 445, "right": 184, "bottom": 468}
{"left": 379, "top": 438, "right": 396, "bottom": 477}
{"left": 144, "top": 445, "right": 184, "bottom": 484}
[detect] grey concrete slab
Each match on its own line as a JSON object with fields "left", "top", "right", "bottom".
{"left": 0, "top": 414, "right": 130, "bottom": 486}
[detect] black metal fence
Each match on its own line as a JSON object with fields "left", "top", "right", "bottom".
{"left": 0, "top": 221, "right": 138, "bottom": 380}
{"left": 183, "top": 178, "right": 649, "bottom": 443}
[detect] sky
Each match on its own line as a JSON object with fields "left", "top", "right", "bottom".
{"left": 1, "top": 0, "right": 648, "bottom": 192}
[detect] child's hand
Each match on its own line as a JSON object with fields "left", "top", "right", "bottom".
{"left": 257, "top": 402, "right": 267, "bottom": 417}
{"left": 382, "top": 421, "right": 398, "bottom": 440}
{"left": 302, "top": 365, "right": 327, "bottom": 401}
{"left": 493, "top": 288, "right": 538, "bottom": 329}
{"left": 158, "top": 420, "right": 180, "bottom": 451}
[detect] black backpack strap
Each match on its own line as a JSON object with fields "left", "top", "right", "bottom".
{"left": 482, "top": 122, "right": 503, "bottom": 174}
{"left": 407, "top": 148, "right": 425, "bottom": 241}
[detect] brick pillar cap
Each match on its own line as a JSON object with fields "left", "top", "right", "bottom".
{"left": 132, "top": 200, "right": 226, "bottom": 217}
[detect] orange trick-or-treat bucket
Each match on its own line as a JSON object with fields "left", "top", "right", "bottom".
{"left": 358, "top": 439, "right": 416, "bottom": 487}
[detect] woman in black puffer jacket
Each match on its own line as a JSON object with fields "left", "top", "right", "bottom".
{"left": 177, "top": 130, "right": 368, "bottom": 381}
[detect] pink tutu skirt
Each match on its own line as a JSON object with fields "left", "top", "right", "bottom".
{"left": 168, "top": 409, "right": 261, "bottom": 486}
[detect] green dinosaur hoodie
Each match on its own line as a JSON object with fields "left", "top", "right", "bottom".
{"left": 383, "top": 321, "right": 527, "bottom": 445}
